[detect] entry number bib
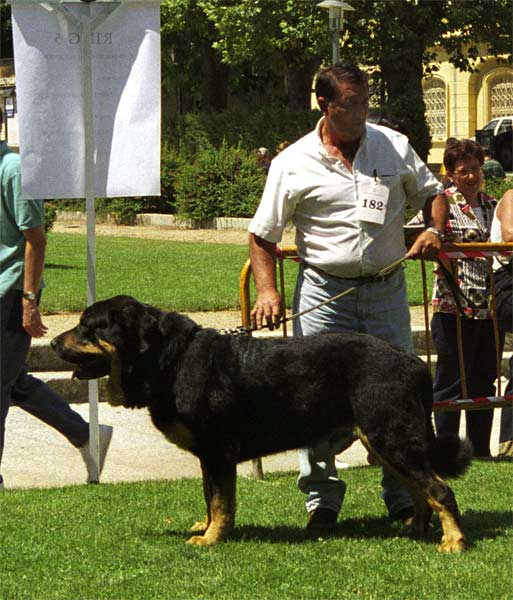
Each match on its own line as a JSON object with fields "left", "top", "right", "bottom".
{"left": 356, "top": 181, "right": 389, "bottom": 224}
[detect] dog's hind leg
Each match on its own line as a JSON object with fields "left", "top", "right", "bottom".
{"left": 424, "top": 475, "right": 465, "bottom": 553}
{"left": 187, "top": 459, "right": 237, "bottom": 546}
{"left": 355, "top": 427, "right": 464, "bottom": 551}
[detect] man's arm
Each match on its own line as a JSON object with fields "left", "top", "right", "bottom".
{"left": 22, "top": 225, "right": 48, "bottom": 338}
{"left": 498, "top": 190, "right": 513, "bottom": 242}
{"left": 406, "top": 194, "right": 449, "bottom": 260}
{"left": 249, "top": 233, "right": 283, "bottom": 330}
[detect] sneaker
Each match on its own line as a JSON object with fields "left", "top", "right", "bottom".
{"left": 79, "top": 424, "right": 113, "bottom": 484}
{"left": 306, "top": 507, "right": 338, "bottom": 536}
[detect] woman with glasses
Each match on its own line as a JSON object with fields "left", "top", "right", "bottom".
{"left": 431, "top": 139, "right": 498, "bottom": 457}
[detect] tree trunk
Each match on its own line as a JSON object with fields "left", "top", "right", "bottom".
{"left": 200, "top": 44, "right": 229, "bottom": 112}
{"left": 283, "top": 58, "right": 321, "bottom": 110}
{"left": 380, "top": 46, "right": 431, "bottom": 162}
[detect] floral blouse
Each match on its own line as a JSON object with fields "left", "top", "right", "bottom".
{"left": 432, "top": 187, "right": 497, "bottom": 319}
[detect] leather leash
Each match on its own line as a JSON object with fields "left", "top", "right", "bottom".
{"left": 222, "top": 255, "right": 408, "bottom": 335}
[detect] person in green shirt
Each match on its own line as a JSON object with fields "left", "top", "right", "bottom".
{"left": 0, "top": 108, "right": 112, "bottom": 488}
{"left": 482, "top": 150, "right": 506, "bottom": 181}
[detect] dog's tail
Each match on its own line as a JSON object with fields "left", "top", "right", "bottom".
{"left": 428, "top": 433, "right": 473, "bottom": 478}
{"left": 416, "top": 363, "right": 473, "bottom": 478}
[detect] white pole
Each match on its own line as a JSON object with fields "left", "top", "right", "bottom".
{"left": 50, "top": 1, "right": 121, "bottom": 482}
{"left": 81, "top": 9, "right": 100, "bottom": 484}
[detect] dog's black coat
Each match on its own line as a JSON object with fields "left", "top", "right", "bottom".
{"left": 52, "top": 295, "right": 472, "bottom": 550}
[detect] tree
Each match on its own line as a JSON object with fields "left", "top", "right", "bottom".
{"left": 160, "top": 0, "right": 230, "bottom": 118}
{"left": 199, "top": 0, "right": 329, "bottom": 109}
{"left": 342, "top": 0, "right": 512, "bottom": 160}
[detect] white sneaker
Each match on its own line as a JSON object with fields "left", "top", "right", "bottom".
{"left": 79, "top": 424, "right": 113, "bottom": 484}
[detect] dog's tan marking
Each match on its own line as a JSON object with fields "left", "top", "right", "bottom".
{"left": 426, "top": 496, "right": 465, "bottom": 553}
{"left": 189, "top": 517, "right": 209, "bottom": 533}
{"left": 161, "top": 422, "right": 197, "bottom": 452}
{"left": 97, "top": 339, "right": 117, "bottom": 354}
{"left": 187, "top": 469, "right": 236, "bottom": 546}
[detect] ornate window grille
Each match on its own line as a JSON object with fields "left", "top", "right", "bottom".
{"left": 424, "top": 78, "right": 447, "bottom": 140}
{"left": 490, "top": 73, "right": 513, "bottom": 118}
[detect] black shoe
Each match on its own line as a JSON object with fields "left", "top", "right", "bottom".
{"left": 306, "top": 508, "right": 338, "bottom": 536}
{"left": 389, "top": 506, "right": 415, "bottom": 526}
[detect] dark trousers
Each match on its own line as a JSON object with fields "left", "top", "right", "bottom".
{"left": 496, "top": 288, "right": 513, "bottom": 445}
{"left": 0, "top": 290, "right": 89, "bottom": 483}
{"left": 431, "top": 313, "right": 498, "bottom": 457}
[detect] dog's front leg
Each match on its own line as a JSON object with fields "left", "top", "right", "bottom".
{"left": 189, "top": 460, "right": 213, "bottom": 533}
{"left": 187, "top": 458, "right": 236, "bottom": 546}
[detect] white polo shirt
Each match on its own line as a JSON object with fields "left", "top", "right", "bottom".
{"left": 248, "top": 119, "right": 442, "bottom": 278}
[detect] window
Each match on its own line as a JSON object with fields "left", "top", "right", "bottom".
{"left": 423, "top": 78, "right": 447, "bottom": 140}
{"left": 490, "top": 73, "right": 513, "bottom": 119}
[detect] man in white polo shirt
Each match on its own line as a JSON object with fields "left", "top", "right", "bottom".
{"left": 248, "top": 62, "right": 448, "bottom": 534}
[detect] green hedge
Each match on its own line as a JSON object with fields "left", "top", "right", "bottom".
{"left": 485, "top": 177, "right": 513, "bottom": 201}
{"left": 174, "top": 142, "right": 266, "bottom": 220}
{"left": 169, "top": 106, "right": 321, "bottom": 159}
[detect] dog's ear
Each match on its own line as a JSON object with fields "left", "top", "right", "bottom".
{"left": 109, "top": 303, "right": 162, "bottom": 354}
{"left": 159, "top": 312, "right": 200, "bottom": 360}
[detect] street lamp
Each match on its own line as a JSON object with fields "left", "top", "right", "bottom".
{"left": 317, "top": 0, "right": 355, "bottom": 64}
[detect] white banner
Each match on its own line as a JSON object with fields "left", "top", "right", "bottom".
{"left": 11, "top": 2, "right": 161, "bottom": 199}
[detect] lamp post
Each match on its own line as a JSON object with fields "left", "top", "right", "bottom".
{"left": 317, "top": 0, "right": 355, "bottom": 64}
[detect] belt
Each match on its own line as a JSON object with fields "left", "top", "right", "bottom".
{"left": 306, "top": 263, "right": 401, "bottom": 284}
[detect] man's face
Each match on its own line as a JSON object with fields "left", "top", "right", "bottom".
{"left": 318, "top": 81, "right": 369, "bottom": 143}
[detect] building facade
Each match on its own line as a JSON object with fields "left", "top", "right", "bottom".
{"left": 424, "top": 49, "right": 512, "bottom": 164}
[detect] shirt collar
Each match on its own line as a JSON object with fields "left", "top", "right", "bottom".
{"left": 315, "top": 117, "right": 368, "bottom": 157}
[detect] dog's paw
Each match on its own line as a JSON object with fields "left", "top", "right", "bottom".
{"left": 186, "top": 535, "right": 217, "bottom": 546}
{"left": 189, "top": 520, "right": 208, "bottom": 533}
{"left": 437, "top": 536, "right": 465, "bottom": 553}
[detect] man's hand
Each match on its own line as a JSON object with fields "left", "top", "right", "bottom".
{"left": 405, "top": 230, "right": 442, "bottom": 261}
{"left": 22, "top": 300, "right": 48, "bottom": 338}
{"left": 251, "top": 288, "right": 283, "bottom": 330}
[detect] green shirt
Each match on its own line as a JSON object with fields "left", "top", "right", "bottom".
{"left": 0, "top": 142, "right": 44, "bottom": 297}
{"left": 482, "top": 158, "right": 505, "bottom": 180}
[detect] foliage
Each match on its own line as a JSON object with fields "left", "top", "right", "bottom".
{"left": 200, "top": 0, "right": 328, "bottom": 109}
{"left": 174, "top": 142, "right": 266, "bottom": 220}
{"left": 1, "top": 464, "right": 512, "bottom": 599}
{"left": 169, "top": 105, "right": 321, "bottom": 159}
{"left": 485, "top": 177, "right": 513, "bottom": 202}
{"left": 43, "top": 202, "right": 58, "bottom": 233}
{"left": 341, "top": 0, "right": 512, "bottom": 161}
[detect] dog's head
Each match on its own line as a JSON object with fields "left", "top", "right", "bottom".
{"left": 51, "top": 295, "right": 196, "bottom": 408}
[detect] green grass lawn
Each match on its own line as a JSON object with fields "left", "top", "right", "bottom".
{"left": 43, "top": 233, "right": 433, "bottom": 314}
{"left": 0, "top": 462, "right": 511, "bottom": 600}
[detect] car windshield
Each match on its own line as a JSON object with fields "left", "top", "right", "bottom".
{"left": 498, "top": 119, "right": 512, "bottom": 134}
{"left": 483, "top": 119, "right": 499, "bottom": 130}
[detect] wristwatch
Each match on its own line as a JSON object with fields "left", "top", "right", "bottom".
{"left": 425, "top": 227, "right": 445, "bottom": 242}
{"left": 22, "top": 291, "right": 37, "bottom": 301}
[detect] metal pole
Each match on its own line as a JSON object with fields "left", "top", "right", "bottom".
{"left": 332, "top": 29, "right": 340, "bottom": 63}
{"left": 80, "top": 9, "right": 101, "bottom": 483}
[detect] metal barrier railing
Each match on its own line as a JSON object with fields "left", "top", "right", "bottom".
{"left": 240, "top": 242, "right": 513, "bottom": 478}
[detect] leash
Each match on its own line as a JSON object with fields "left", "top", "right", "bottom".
{"left": 221, "top": 255, "right": 407, "bottom": 336}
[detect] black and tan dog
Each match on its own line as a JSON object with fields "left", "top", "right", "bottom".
{"left": 52, "top": 295, "right": 472, "bottom": 552}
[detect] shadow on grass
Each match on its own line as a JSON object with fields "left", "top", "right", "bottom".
{"left": 153, "top": 509, "right": 510, "bottom": 548}
{"left": 45, "top": 263, "right": 79, "bottom": 270}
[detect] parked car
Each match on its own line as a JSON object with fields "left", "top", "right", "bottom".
{"left": 475, "top": 116, "right": 512, "bottom": 171}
